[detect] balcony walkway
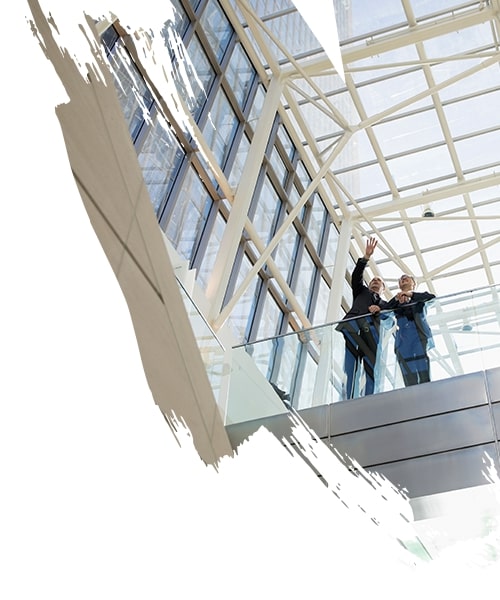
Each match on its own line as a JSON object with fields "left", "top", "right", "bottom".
{"left": 227, "top": 366, "right": 500, "bottom": 496}
{"left": 226, "top": 367, "right": 500, "bottom": 557}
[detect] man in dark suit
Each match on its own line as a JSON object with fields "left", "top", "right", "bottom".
{"left": 386, "top": 274, "right": 436, "bottom": 386}
{"left": 336, "top": 237, "right": 388, "bottom": 399}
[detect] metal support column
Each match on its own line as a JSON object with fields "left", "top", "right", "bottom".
{"left": 311, "top": 217, "right": 353, "bottom": 405}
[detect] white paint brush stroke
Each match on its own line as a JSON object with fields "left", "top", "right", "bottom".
{"left": 291, "top": 0, "right": 345, "bottom": 80}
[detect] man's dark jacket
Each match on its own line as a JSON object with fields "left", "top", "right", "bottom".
{"left": 341, "top": 257, "right": 388, "bottom": 323}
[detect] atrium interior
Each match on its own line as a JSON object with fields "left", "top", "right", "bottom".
{"left": 28, "top": 0, "right": 500, "bottom": 563}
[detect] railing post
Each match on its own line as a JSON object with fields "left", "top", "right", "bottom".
{"left": 312, "top": 218, "right": 353, "bottom": 404}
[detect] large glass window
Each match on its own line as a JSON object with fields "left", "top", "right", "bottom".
{"left": 196, "top": 211, "right": 227, "bottom": 290}
{"left": 277, "top": 125, "right": 295, "bottom": 162}
{"left": 186, "top": 34, "right": 217, "bottom": 117}
{"left": 202, "top": 89, "right": 239, "bottom": 168}
{"left": 293, "top": 249, "right": 316, "bottom": 313}
{"left": 137, "top": 114, "right": 185, "bottom": 215}
{"left": 226, "top": 254, "right": 262, "bottom": 341}
{"left": 256, "top": 293, "right": 283, "bottom": 340}
{"left": 269, "top": 147, "right": 288, "bottom": 189}
{"left": 307, "top": 193, "right": 326, "bottom": 254}
{"left": 225, "top": 42, "right": 256, "bottom": 110}
{"left": 200, "top": 0, "right": 233, "bottom": 61}
{"left": 322, "top": 222, "right": 338, "bottom": 272}
{"left": 105, "top": 37, "right": 155, "bottom": 142}
{"left": 313, "top": 277, "right": 330, "bottom": 326}
{"left": 248, "top": 84, "right": 266, "bottom": 130}
{"left": 227, "top": 133, "right": 251, "bottom": 189}
{"left": 169, "top": 0, "right": 190, "bottom": 36}
{"left": 100, "top": 3, "right": 346, "bottom": 344}
{"left": 273, "top": 223, "right": 300, "bottom": 284}
{"left": 249, "top": 176, "right": 281, "bottom": 243}
{"left": 165, "top": 167, "right": 212, "bottom": 262}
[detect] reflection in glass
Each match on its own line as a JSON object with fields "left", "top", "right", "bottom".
{"left": 225, "top": 43, "right": 256, "bottom": 109}
{"left": 196, "top": 211, "right": 226, "bottom": 290}
{"left": 166, "top": 166, "right": 212, "bottom": 262}
{"left": 138, "top": 114, "right": 184, "bottom": 214}
{"left": 202, "top": 89, "right": 239, "bottom": 167}
{"left": 186, "top": 34, "right": 217, "bottom": 118}
{"left": 200, "top": 0, "right": 233, "bottom": 61}
{"left": 249, "top": 176, "right": 280, "bottom": 243}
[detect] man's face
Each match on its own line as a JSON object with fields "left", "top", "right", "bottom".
{"left": 399, "top": 274, "right": 415, "bottom": 290}
{"left": 368, "top": 277, "right": 384, "bottom": 294}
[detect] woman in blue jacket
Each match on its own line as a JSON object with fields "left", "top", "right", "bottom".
{"left": 386, "top": 274, "right": 435, "bottom": 386}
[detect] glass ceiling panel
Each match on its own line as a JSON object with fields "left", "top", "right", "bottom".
{"left": 387, "top": 144, "right": 455, "bottom": 190}
{"left": 411, "top": 0, "right": 482, "bottom": 20}
{"left": 247, "top": 0, "right": 293, "bottom": 19}
{"left": 472, "top": 204, "right": 500, "bottom": 237}
{"left": 463, "top": 167, "right": 500, "bottom": 184}
{"left": 405, "top": 195, "right": 465, "bottom": 217}
{"left": 334, "top": 162, "right": 390, "bottom": 201}
{"left": 411, "top": 217, "right": 475, "bottom": 250}
{"left": 469, "top": 187, "right": 500, "bottom": 204}
{"left": 326, "top": 90, "right": 361, "bottom": 125}
{"left": 377, "top": 226, "right": 415, "bottom": 256}
{"left": 432, "top": 61, "right": 500, "bottom": 102}
{"left": 423, "top": 22, "right": 494, "bottom": 57}
{"left": 340, "top": 0, "right": 407, "bottom": 41}
{"left": 432, "top": 270, "right": 488, "bottom": 295}
{"left": 355, "top": 69, "right": 429, "bottom": 118}
{"left": 317, "top": 137, "right": 343, "bottom": 155}
{"left": 423, "top": 240, "right": 482, "bottom": 272}
{"left": 482, "top": 231, "right": 500, "bottom": 252}
{"left": 385, "top": 253, "right": 422, "bottom": 282}
{"left": 332, "top": 130, "right": 378, "bottom": 169}
{"left": 230, "top": 0, "right": 499, "bottom": 307}
{"left": 443, "top": 90, "right": 500, "bottom": 138}
{"left": 310, "top": 73, "right": 346, "bottom": 94}
{"left": 290, "top": 78, "right": 320, "bottom": 98}
{"left": 373, "top": 109, "right": 445, "bottom": 156}
{"left": 296, "top": 102, "right": 344, "bottom": 139}
{"left": 262, "top": 11, "right": 322, "bottom": 61}
{"left": 400, "top": 172, "right": 458, "bottom": 196}
{"left": 491, "top": 264, "right": 500, "bottom": 284}
{"left": 455, "top": 129, "right": 500, "bottom": 171}
{"left": 349, "top": 45, "right": 421, "bottom": 85}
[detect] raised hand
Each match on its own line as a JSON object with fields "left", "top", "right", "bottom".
{"left": 364, "top": 237, "right": 378, "bottom": 259}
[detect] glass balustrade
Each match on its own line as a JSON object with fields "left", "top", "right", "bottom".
{"left": 226, "top": 284, "right": 500, "bottom": 424}
{"left": 176, "top": 279, "right": 228, "bottom": 413}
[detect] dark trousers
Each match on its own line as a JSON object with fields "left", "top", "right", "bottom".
{"left": 340, "top": 318, "right": 379, "bottom": 399}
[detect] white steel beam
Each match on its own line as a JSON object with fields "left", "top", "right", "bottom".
{"left": 360, "top": 172, "right": 500, "bottom": 218}
{"left": 206, "top": 76, "right": 283, "bottom": 323}
{"left": 212, "top": 134, "right": 352, "bottom": 330}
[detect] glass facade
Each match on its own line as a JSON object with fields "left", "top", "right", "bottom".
{"left": 100, "top": 0, "right": 339, "bottom": 345}
{"left": 99, "top": 0, "right": 500, "bottom": 359}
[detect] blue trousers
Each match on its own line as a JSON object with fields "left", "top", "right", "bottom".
{"left": 395, "top": 317, "right": 430, "bottom": 386}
